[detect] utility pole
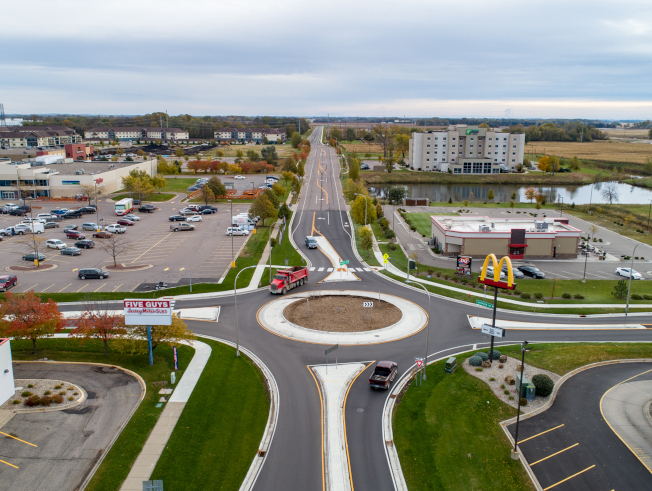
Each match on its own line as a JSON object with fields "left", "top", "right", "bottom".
{"left": 580, "top": 121, "right": 584, "bottom": 143}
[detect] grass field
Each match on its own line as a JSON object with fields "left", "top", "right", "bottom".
{"left": 361, "top": 170, "right": 599, "bottom": 186}
{"left": 340, "top": 142, "right": 384, "bottom": 156}
{"left": 394, "top": 342, "right": 652, "bottom": 490}
{"left": 603, "top": 128, "right": 651, "bottom": 139}
{"left": 403, "top": 212, "right": 458, "bottom": 237}
{"left": 271, "top": 211, "right": 305, "bottom": 267}
{"left": 201, "top": 143, "right": 294, "bottom": 158}
{"left": 524, "top": 140, "right": 652, "bottom": 165}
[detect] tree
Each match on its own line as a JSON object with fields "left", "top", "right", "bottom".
{"left": 601, "top": 183, "right": 620, "bottom": 204}
{"left": 152, "top": 175, "right": 166, "bottom": 193}
{"left": 98, "top": 234, "right": 131, "bottom": 267}
{"left": 0, "top": 291, "right": 63, "bottom": 354}
{"left": 388, "top": 187, "right": 407, "bottom": 204}
{"left": 175, "top": 148, "right": 185, "bottom": 158}
{"left": 612, "top": 279, "right": 628, "bottom": 300}
{"left": 252, "top": 193, "right": 277, "bottom": 226}
{"left": 371, "top": 124, "right": 396, "bottom": 160}
{"left": 359, "top": 226, "right": 373, "bottom": 256}
{"left": 70, "top": 301, "right": 126, "bottom": 356}
{"left": 549, "top": 155, "right": 560, "bottom": 174}
{"left": 649, "top": 128, "right": 652, "bottom": 140}
{"left": 297, "top": 161, "right": 305, "bottom": 178}
{"left": 227, "top": 163, "right": 242, "bottom": 175}
{"left": 235, "top": 150, "right": 244, "bottom": 159}
{"left": 510, "top": 200, "right": 515, "bottom": 210}
{"left": 382, "top": 155, "right": 396, "bottom": 174}
{"left": 479, "top": 123, "right": 490, "bottom": 129}
{"left": 351, "top": 195, "right": 377, "bottom": 225}
{"left": 550, "top": 277, "right": 560, "bottom": 298}
{"left": 376, "top": 202, "right": 383, "bottom": 218}
{"left": 122, "top": 169, "right": 153, "bottom": 201}
{"left": 511, "top": 192, "right": 517, "bottom": 200}
{"left": 349, "top": 158, "right": 360, "bottom": 180}
{"left": 281, "top": 171, "right": 295, "bottom": 183}
{"left": 344, "top": 178, "right": 367, "bottom": 201}
{"left": 272, "top": 182, "right": 285, "bottom": 196}
{"left": 261, "top": 146, "right": 278, "bottom": 165}
{"left": 487, "top": 189, "right": 495, "bottom": 201}
{"left": 278, "top": 203, "right": 291, "bottom": 221}
{"left": 136, "top": 149, "right": 146, "bottom": 159}
{"left": 538, "top": 155, "right": 551, "bottom": 172}
{"left": 589, "top": 224, "right": 598, "bottom": 239}
{"left": 525, "top": 187, "right": 536, "bottom": 203}
{"left": 263, "top": 188, "right": 280, "bottom": 208}
{"left": 568, "top": 156, "right": 581, "bottom": 171}
{"left": 120, "top": 314, "right": 195, "bottom": 353}
{"left": 207, "top": 177, "right": 226, "bottom": 198}
{"left": 394, "top": 134, "right": 410, "bottom": 158}
{"left": 78, "top": 183, "right": 102, "bottom": 203}
{"left": 346, "top": 128, "right": 356, "bottom": 141}
{"left": 199, "top": 185, "right": 215, "bottom": 205}
{"left": 291, "top": 132, "right": 302, "bottom": 148}
{"left": 216, "top": 150, "right": 225, "bottom": 158}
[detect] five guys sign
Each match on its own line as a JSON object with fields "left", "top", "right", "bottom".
{"left": 123, "top": 299, "right": 172, "bottom": 326}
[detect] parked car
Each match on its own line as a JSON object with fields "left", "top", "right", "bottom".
{"left": 518, "top": 265, "right": 546, "bottom": 279}
{"left": 186, "top": 215, "right": 202, "bottom": 222}
{"left": 138, "top": 204, "right": 156, "bottom": 213}
{"left": 180, "top": 208, "right": 198, "bottom": 216}
{"left": 124, "top": 214, "right": 140, "bottom": 221}
{"left": 75, "top": 239, "right": 95, "bottom": 249}
{"left": 78, "top": 268, "right": 109, "bottom": 280}
{"left": 369, "top": 361, "right": 398, "bottom": 390}
{"left": 502, "top": 266, "right": 525, "bottom": 279}
{"left": 616, "top": 267, "right": 642, "bottom": 280}
{"left": 168, "top": 215, "right": 186, "bottom": 221}
{"left": 226, "top": 227, "right": 249, "bottom": 236}
{"left": 199, "top": 205, "right": 217, "bottom": 211}
{"left": 105, "top": 225, "right": 126, "bottom": 234}
{"left": 305, "top": 236, "right": 317, "bottom": 249}
{"left": 170, "top": 223, "right": 195, "bottom": 232}
{"left": 117, "top": 219, "right": 135, "bottom": 226}
{"left": 22, "top": 252, "right": 46, "bottom": 262}
{"left": 63, "top": 210, "right": 82, "bottom": 219}
{"left": 66, "top": 230, "right": 86, "bottom": 239}
{"left": 9, "top": 208, "right": 26, "bottom": 216}
{"left": 186, "top": 205, "right": 201, "bottom": 212}
{"left": 46, "top": 239, "right": 67, "bottom": 250}
{"left": 36, "top": 213, "right": 56, "bottom": 220}
{"left": 200, "top": 208, "right": 216, "bottom": 215}
{"left": 52, "top": 208, "right": 69, "bottom": 215}
{"left": 92, "top": 231, "right": 113, "bottom": 239}
{"left": 63, "top": 224, "right": 78, "bottom": 232}
{"left": 61, "top": 247, "right": 82, "bottom": 256}
{"left": 485, "top": 266, "right": 506, "bottom": 279}
{"left": 79, "top": 206, "right": 97, "bottom": 214}
{"left": 43, "top": 221, "right": 60, "bottom": 229}
{"left": 0, "top": 275, "right": 17, "bottom": 292}
{"left": 82, "top": 222, "right": 100, "bottom": 231}
{"left": 234, "top": 175, "right": 245, "bottom": 180}
{"left": 360, "top": 163, "right": 370, "bottom": 170}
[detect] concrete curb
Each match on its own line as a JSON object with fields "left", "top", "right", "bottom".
{"left": 8, "top": 377, "right": 86, "bottom": 414}
{"left": 196, "top": 334, "right": 279, "bottom": 491}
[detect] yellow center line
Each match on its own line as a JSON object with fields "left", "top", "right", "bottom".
{"left": 0, "top": 430, "right": 37, "bottom": 447}
{"left": 112, "top": 283, "right": 123, "bottom": 292}
{"left": 530, "top": 443, "right": 579, "bottom": 466}
{"left": 518, "top": 424, "right": 564, "bottom": 444}
{"left": 543, "top": 465, "right": 595, "bottom": 490}
{"left": 316, "top": 177, "right": 329, "bottom": 204}
{"left": 130, "top": 232, "right": 174, "bottom": 263}
{"left": 0, "top": 458, "right": 18, "bottom": 469}
{"left": 57, "top": 283, "right": 72, "bottom": 293}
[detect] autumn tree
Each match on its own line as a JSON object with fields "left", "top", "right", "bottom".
{"left": 549, "top": 155, "right": 560, "bottom": 174}
{"left": 538, "top": 155, "right": 551, "bottom": 172}
{"left": 291, "top": 131, "right": 302, "bottom": 148}
{"left": 351, "top": 195, "right": 377, "bottom": 225}
{"left": 0, "top": 292, "right": 63, "bottom": 354}
{"left": 524, "top": 187, "right": 536, "bottom": 203}
{"left": 251, "top": 193, "right": 277, "bottom": 226}
{"left": 394, "top": 134, "right": 410, "bottom": 158}
{"left": 272, "top": 183, "right": 285, "bottom": 196}
{"left": 118, "top": 314, "right": 195, "bottom": 353}
{"left": 568, "top": 156, "right": 581, "bottom": 171}
{"left": 297, "top": 161, "right": 305, "bottom": 178}
{"left": 207, "top": 177, "right": 227, "bottom": 198}
{"left": 137, "top": 149, "right": 146, "bottom": 159}
{"left": 227, "top": 163, "right": 242, "bottom": 175}
{"left": 199, "top": 185, "right": 215, "bottom": 205}
{"left": 122, "top": 169, "right": 154, "bottom": 201}
{"left": 152, "top": 175, "right": 166, "bottom": 193}
{"left": 359, "top": 226, "right": 373, "bottom": 256}
{"left": 487, "top": 189, "right": 495, "bottom": 201}
{"left": 70, "top": 301, "right": 126, "bottom": 355}
{"left": 349, "top": 158, "right": 360, "bottom": 180}
{"left": 344, "top": 178, "right": 367, "bottom": 201}
{"left": 78, "top": 183, "right": 102, "bottom": 203}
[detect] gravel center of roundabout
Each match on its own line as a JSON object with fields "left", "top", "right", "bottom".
{"left": 257, "top": 290, "right": 428, "bottom": 345}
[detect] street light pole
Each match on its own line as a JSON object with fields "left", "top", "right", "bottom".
{"left": 558, "top": 195, "right": 563, "bottom": 217}
{"left": 582, "top": 247, "right": 588, "bottom": 283}
{"left": 512, "top": 340, "right": 529, "bottom": 460}
{"left": 234, "top": 265, "right": 257, "bottom": 357}
{"left": 406, "top": 280, "right": 431, "bottom": 381}
{"left": 625, "top": 243, "right": 640, "bottom": 316}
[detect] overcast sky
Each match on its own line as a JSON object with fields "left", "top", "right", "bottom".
{"left": 3, "top": 0, "right": 652, "bottom": 119}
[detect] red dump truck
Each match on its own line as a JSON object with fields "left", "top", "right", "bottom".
{"left": 270, "top": 266, "right": 309, "bottom": 294}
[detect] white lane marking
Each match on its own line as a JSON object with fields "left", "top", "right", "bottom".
{"left": 318, "top": 267, "right": 325, "bottom": 272}
{"left": 309, "top": 267, "right": 316, "bottom": 271}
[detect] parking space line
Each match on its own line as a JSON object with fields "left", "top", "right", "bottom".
{"left": 0, "top": 430, "right": 37, "bottom": 447}
{"left": 112, "top": 283, "right": 123, "bottom": 292}
{"left": 129, "top": 232, "right": 174, "bottom": 263}
{"left": 40, "top": 283, "right": 56, "bottom": 292}
{"left": 76, "top": 284, "right": 89, "bottom": 293}
{"left": 519, "top": 424, "right": 564, "bottom": 444}
{"left": 21, "top": 284, "right": 38, "bottom": 293}
{"left": 57, "top": 283, "right": 72, "bottom": 292}
{"left": 530, "top": 443, "right": 579, "bottom": 466}
{"left": 130, "top": 284, "right": 139, "bottom": 292}
{"left": 94, "top": 283, "right": 107, "bottom": 292}
{"left": 543, "top": 465, "right": 595, "bottom": 490}
{"left": 0, "top": 458, "right": 18, "bottom": 469}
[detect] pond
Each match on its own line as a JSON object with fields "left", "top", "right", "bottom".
{"left": 368, "top": 181, "right": 652, "bottom": 205}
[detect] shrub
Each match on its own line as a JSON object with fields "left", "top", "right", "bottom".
{"left": 644, "top": 294, "right": 652, "bottom": 300}
{"left": 573, "top": 293, "right": 585, "bottom": 299}
{"left": 489, "top": 377, "right": 495, "bottom": 381}
{"left": 388, "top": 242, "right": 397, "bottom": 250}
{"left": 12, "top": 400, "right": 20, "bottom": 405}
{"left": 68, "top": 386, "right": 74, "bottom": 391}
{"left": 24, "top": 396, "right": 41, "bottom": 407}
{"left": 631, "top": 294, "right": 643, "bottom": 300}
{"left": 513, "top": 289, "right": 521, "bottom": 296}
{"left": 487, "top": 350, "right": 501, "bottom": 360}
{"left": 40, "top": 396, "right": 53, "bottom": 406}
{"left": 505, "top": 375, "right": 515, "bottom": 385}
{"left": 43, "top": 390, "right": 51, "bottom": 395}
{"left": 443, "top": 273, "right": 450, "bottom": 280}
{"left": 475, "top": 367, "right": 483, "bottom": 372}
{"left": 59, "top": 391, "right": 66, "bottom": 396}
{"left": 520, "top": 398, "right": 528, "bottom": 406}
{"left": 534, "top": 292, "right": 543, "bottom": 299}
{"left": 28, "top": 384, "right": 34, "bottom": 388}
{"left": 532, "top": 374, "right": 554, "bottom": 397}
{"left": 52, "top": 395, "right": 64, "bottom": 404}
{"left": 436, "top": 271, "right": 441, "bottom": 277}
{"left": 54, "top": 385, "right": 62, "bottom": 389}
{"left": 68, "top": 396, "right": 74, "bottom": 401}
{"left": 508, "top": 395, "right": 514, "bottom": 400}
{"left": 520, "top": 292, "right": 531, "bottom": 299}
{"left": 475, "top": 352, "right": 489, "bottom": 361}
{"left": 499, "top": 355, "right": 507, "bottom": 363}
{"left": 504, "top": 389, "right": 510, "bottom": 395}
{"left": 460, "top": 278, "right": 468, "bottom": 285}
{"left": 562, "top": 293, "right": 571, "bottom": 299}
{"left": 498, "top": 364, "right": 504, "bottom": 368}
{"left": 500, "top": 384, "right": 506, "bottom": 389}
{"left": 22, "top": 391, "right": 32, "bottom": 397}
{"left": 468, "top": 355, "right": 483, "bottom": 367}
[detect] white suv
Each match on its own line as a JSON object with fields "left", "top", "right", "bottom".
{"left": 105, "top": 224, "right": 126, "bottom": 234}
{"left": 46, "top": 239, "right": 67, "bottom": 250}
{"left": 226, "top": 227, "right": 249, "bottom": 236}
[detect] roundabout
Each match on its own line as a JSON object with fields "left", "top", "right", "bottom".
{"left": 257, "top": 290, "right": 427, "bottom": 345}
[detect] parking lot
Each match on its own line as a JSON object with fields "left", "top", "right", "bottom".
{"left": 0, "top": 196, "right": 252, "bottom": 293}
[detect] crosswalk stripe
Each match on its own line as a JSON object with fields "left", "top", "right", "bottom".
{"left": 309, "top": 267, "right": 316, "bottom": 271}
{"left": 363, "top": 268, "right": 371, "bottom": 272}
{"left": 327, "top": 268, "right": 333, "bottom": 272}
{"left": 318, "top": 267, "right": 324, "bottom": 272}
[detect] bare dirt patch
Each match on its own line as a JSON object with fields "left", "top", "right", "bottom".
{"left": 8, "top": 263, "right": 57, "bottom": 272}
{"left": 283, "top": 295, "right": 402, "bottom": 332}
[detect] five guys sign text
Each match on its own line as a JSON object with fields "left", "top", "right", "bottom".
{"left": 123, "top": 299, "right": 172, "bottom": 326}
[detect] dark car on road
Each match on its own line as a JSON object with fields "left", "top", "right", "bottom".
{"left": 63, "top": 224, "right": 78, "bottom": 232}
{"left": 78, "top": 268, "right": 109, "bottom": 280}
{"left": 138, "top": 204, "right": 156, "bottom": 213}
{"left": 9, "top": 208, "right": 26, "bottom": 216}
{"left": 63, "top": 210, "right": 83, "bottom": 219}
{"left": 168, "top": 215, "right": 185, "bottom": 221}
{"left": 79, "top": 206, "right": 97, "bottom": 214}
{"left": 199, "top": 205, "right": 217, "bottom": 211}
{"left": 369, "top": 361, "right": 398, "bottom": 390}
{"left": 117, "top": 219, "right": 135, "bottom": 226}
{"left": 305, "top": 236, "right": 318, "bottom": 249}
{"left": 75, "top": 239, "right": 95, "bottom": 249}
{"left": 92, "top": 231, "right": 113, "bottom": 239}
{"left": 22, "top": 252, "right": 46, "bottom": 262}
{"left": 61, "top": 247, "right": 82, "bottom": 256}
{"left": 518, "top": 265, "right": 546, "bottom": 279}
{"left": 66, "top": 230, "right": 86, "bottom": 239}
{"left": 0, "top": 275, "right": 17, "bottom": 291}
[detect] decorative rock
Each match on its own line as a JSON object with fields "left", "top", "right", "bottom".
{"left": 481, "top": 361, "right": 491, "bottom": 368}
{"left": 498, "top": 364, "right": 504, "bottom": 369}
{"left": 505, "top": 375, "right": 515, "bottom": 385}
{"left": 499, "top": 355, "right": 507, "bottom": 363}
{"left": 517, "top": 364, "right": 523, "bottom": 371}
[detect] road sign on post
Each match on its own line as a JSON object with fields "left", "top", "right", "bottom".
{"left": 325, "top": 343, "right": 339, "bottom": 372}
{"left": 340, "top": 260, "right": 349, "bottom": 265}
{"left": 363, "top": 301, "right": 373, "bottom": 322}
{"left": 124, "top": 299, "right": 173, "bottom": 366}
{"left": 476, "top": 300, "right": 493, "bottom": 309}
{"left": 481, "top": 324, "right": 506, "bottom": 338}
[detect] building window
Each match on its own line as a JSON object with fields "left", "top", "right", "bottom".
{"left": 484, "top": 162, "right": 492, "bottom": 174}
{"left": 426, "top": 158, "right": 430, "bottom": 161}
{"left": 427, "top": 152, "right": 430, "bottom": 154}
{"left": 473, "top": 162, "right": 482, "bottom": 173}
{"left": 454, "top": 168, "right": 461, "bottom": 174}
{"left": 463, "top": 162, "right": 472, "bottom": 173}
{"left": 470, "top": 145, "right": 474, "bottom": 147}
{"left": 492, "top": 168, "right": 500, "bottom": 173}
{"left": 513, "top": 145, "right": 516, "bottom": 148}
{"left": 512, "top": 159, "right": 516, "bottom": 162}
{"left": 427, "top": 144, "right": 430, "bottom": 147}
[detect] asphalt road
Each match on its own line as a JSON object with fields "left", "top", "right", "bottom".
{"left": 53, "top": 127, "right": 652, "bottom": 490}
{"left": 1, "top": 362, "right": 143, "bottom": 491}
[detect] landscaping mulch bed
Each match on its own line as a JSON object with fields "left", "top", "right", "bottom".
{"left": 0, "top": 378, "right": 84, "bottom": 411}
{"left": 283, "top": 295, "right": 402, "bottom": 332}
{"left": 8, "top": 263, "right": 57, "bottom": 272}
{"left": 105, "top": 264, "right": 152, "bottom": 271}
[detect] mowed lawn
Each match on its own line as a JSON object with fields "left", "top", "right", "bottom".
{"left": 404, "top": 212, "right": 458, "bottom": 237}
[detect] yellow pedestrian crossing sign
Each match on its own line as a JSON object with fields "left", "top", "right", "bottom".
{"left": 383, "top": 253, "right": 389, "bottom": 259}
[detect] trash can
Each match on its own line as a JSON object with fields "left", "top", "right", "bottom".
{"left": 408, "top": 260, "right": 416, "bottom": 270}
{"left": 517, "top": 373, "right": 536, "bottom": 400}
{"left": 445, "top": 357, "right": 457, "bottom": 374}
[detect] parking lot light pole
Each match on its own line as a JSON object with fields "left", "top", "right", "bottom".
{"left": 581, "top": 248, "right": 588, "bottom": 283}
{"left": 234, "top": 265, "right": 257, "bottom": 357}
{"left": 406, "top": 279, "right": 430, "bottom": 381}
{"left": 229, "top": 200, "right": 234, "bottom": 266}
{"left": 512, "top": 340, "right": 529, "bottom": 460}
{"left": 625, "top": 243, "right": 640, "bottom": 316}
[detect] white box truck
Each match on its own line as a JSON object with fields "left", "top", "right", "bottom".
{"left": 232, "top": 216, "right": 254, "bottom": 230}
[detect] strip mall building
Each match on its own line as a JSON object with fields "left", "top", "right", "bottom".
{"left": 431, "top": 216, "right": 582, "bottom": 259}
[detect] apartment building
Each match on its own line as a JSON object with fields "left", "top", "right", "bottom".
{"left": 408, "top": 125, "right": 525, "bottom": 174}
{"left": 84, "top": 127, "right": 190, "bottom": 142}
{"left": 0, "top": 126, "right": 82, "bottom": 148}
{"left": 214, "top": 128, "right": 286, "bottom": 144}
